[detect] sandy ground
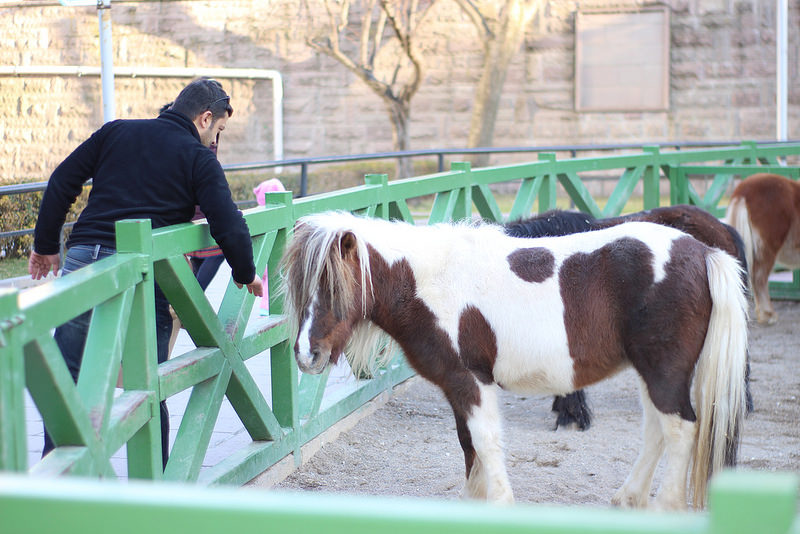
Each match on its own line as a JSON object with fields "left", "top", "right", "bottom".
{"left": 274, "top": 300, "right": 800, "bottom": 507}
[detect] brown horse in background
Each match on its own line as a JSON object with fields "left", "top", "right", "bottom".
{"left": 726, "top": 173, "right": 800, "bottom": 325}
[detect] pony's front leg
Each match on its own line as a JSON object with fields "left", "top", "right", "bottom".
{"left": 460, "top": 382, "right": 514, "bottom": 504}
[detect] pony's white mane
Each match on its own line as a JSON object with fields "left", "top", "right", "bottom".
{"left": 344, "top": 321, "right": 396, "bottom": 379}
{"left": 280, "top": 211, "right": 396, "bottom": 377}
{"left": 281, "top": 211, "right": 372, "bottom": 325}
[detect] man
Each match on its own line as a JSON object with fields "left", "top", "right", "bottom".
{"left": 28, "top": 78, "right": 263, "bottom": 467}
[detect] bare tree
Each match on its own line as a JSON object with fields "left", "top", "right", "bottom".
{"left": 306, "top": 0, "right": 436, "bottom": 178}
{"left": 454, "top": 0, "right": 542, "bottom": 168}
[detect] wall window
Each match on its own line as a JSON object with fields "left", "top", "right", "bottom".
{"left": 575, "top": 7, "right": 670, "bottom": 112}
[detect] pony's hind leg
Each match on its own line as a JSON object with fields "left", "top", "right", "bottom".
{"left": 613, "top": 379, "right": 696, "bottom": 511}
{"left": 752, "top": 246, "right": 779, "bottom": 324}
{"left": 460, "top": 382, "right": 514, "bottom": 504}
{"left": 612, "top": 381, "right": 664, "bottom": 509}
{"left": 551, "top": 389, "right": 593, "bottom": 430}
{"left": 652, "top": 412, "right": 695, "bottom": 510}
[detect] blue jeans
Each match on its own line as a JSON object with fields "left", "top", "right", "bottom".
{"left": 43, "top": 244, "right": 171, "bottom": 468}
{"left": 190, "top": 254, "right": 225, "bottom": 291}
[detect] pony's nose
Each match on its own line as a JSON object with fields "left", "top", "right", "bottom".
{"left": 295, "top": 343, "right": 330, "bottom": 374}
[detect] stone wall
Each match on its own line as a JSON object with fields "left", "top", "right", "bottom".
{"left": 1, "top": 0, "right": 798, "bottom": 183}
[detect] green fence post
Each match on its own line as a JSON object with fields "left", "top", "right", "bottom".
{"left": 266, "top": 193, "right": 299, "bottom": 459}
{"left": 0, "top": 289, "right": 26, "bottom": 472}
{"left": 115, "top": 219, "right": 162, "bottom": 479}
{"left": 538, "top": 153, "right": 558, "bottom": 211}
{"left": 667, "top": 166, "right": 689, "bottom": 206}
{"left": 709, "top": 471, "right": 799, "bottom": 534}
{"left": 450, "top": 162, "right": 473, "bottom": 221}
{"left": 364, "top": 174, "right": 389, "bottom": 219}
{"left": 642, "top": 145, "right": 662, "bottom": 209}
{"left": 739, "top": 140, "right": 758, "bottom": 164}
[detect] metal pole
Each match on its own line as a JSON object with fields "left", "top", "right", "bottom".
{"left": 777, "top": 0, "right": 788, "bottom": 141}
{"left": 98, "top": 0, "right": 115, "bottom": 122}
{"left": 300, "top": 163, "right": 308, "bottom": 197}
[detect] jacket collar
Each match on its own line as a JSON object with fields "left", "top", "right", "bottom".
{"left": 159, "top": 109, "right": 201, "bottom": 143}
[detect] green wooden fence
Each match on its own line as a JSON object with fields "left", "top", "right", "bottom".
{"left": 1, "top": 140, "right": 799, "bottom": 491}
{"left": 0, "top": 471, "right": 797, "bottom": 534}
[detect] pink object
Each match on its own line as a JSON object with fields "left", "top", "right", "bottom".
{"left": 259, "top": 265, "right": 270, "bottom": 316}
{"left": 254, "top": 179, "right": 286, "bottom": 314}
{"left": 253, "top": 178, "right": 286, "bottom": 206}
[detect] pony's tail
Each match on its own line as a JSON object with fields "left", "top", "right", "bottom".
{"left": 725, "top": 197, "right": 755, "bottom": 291}
{"left": 691, "top": 249, "right": 748, "bottom": 508}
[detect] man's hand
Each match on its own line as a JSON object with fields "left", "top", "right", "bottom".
{"left": 235, "top": 274, "right": 264, "bottom": 297}
{"left": 28, "top": 251, "right": 60, "bottom": 280}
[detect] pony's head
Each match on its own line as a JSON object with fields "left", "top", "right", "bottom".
{"left": 280, "top": 213, "right": 373, "bottom": 374}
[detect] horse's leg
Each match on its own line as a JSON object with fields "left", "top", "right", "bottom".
{"left": 453, "top": 412, "right": 485, "bottom": 499}
{"left": 751, "top": 245, "right": 779, "bottom": 324}
{"left": 612, "top": 380, "right": 664, "bottom": 509}
{"left": 459, "top": 382, "right": 514, "bottom": 504}
{"left": 551, "top": 390, "right": 592, "bottom": 430}
{"left": 652, "top": 411, "right": 696, "bottom": 510}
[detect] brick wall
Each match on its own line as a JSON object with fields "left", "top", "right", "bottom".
{"left": 1, "top": 0, "right": 798, "bottom": 183}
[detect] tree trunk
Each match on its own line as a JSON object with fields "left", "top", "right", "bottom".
{"left": 464, "top": 0, "right": 541, "bottom": 168}
{"left": 386, "top": 98, "right": 413, "bottom": 178}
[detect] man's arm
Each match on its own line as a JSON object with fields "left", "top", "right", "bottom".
{"left": 33, "top": 126, "right": 105, "bottom": 255}
{"left": 193, "top": 152, "right": 258, "bottom": 287}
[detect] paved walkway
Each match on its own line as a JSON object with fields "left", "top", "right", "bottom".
{"left": 23, "top": 263, "right": 359, "bottom": 480}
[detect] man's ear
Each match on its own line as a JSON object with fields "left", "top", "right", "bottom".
{"left": 197, "top": 110, "right": 213, "bottom": 129}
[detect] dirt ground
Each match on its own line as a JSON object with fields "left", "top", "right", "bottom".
{"left": 274, "top": 300, "right": 800, "bottom": 507}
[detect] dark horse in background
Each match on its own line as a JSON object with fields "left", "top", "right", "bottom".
{"left": 504, "top": 204, "right": 753, "bottom": 430}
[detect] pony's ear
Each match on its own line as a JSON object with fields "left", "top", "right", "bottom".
{"left": 340, "top": 231, "right": 357, "bottom": 259}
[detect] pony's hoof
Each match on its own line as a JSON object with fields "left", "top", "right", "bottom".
{"left": 488, "top": 488, "right": 515, "bottom": 505}
{"left": 652, "top": 495, "right": 688, "bottom": 512}
{"left": 611, "top": 490, "right": 647, "bottom": 509}
{"left": 756, "top": 311, "right": 778, "bottom": 325}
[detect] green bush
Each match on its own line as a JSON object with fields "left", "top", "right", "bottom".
{"left": 0, "top": 183, "right": 89, "bottom": 259}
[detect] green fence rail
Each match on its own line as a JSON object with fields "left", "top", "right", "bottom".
{"left": 2, "top": 140, "right": 800, "bottom": 489}
{"left": 0, "top": 471, "right": 798, "bottom": 534}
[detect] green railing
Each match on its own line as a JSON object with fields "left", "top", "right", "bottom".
{"left": 2, "top": 140, "right": 800, "bottom": 488}
{"left": 0, "top": 471, "right": 797, "bottom": 534}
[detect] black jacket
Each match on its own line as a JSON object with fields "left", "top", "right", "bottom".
{"left": 34, "top": 110, "right": 255, "bottom": 284}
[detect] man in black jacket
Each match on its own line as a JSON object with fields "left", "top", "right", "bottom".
{"left": 28, "top": 78, "right": 263, "bottom": 467}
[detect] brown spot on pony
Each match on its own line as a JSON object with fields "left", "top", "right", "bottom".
{"left": 726, "top": 173, "right": 800, "bottom": 325}
{"left": 281, "top": 211, "right": 748, "bottom": 510}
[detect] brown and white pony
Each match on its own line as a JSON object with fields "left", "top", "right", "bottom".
{"left": 505, "top": 205, "right": 753, "bottom": 430}
{"left": 281, "top": 211, "right": 748, "bottom": 509}
{"left": 726, "top": 173, "right": 800, "bottom": 325}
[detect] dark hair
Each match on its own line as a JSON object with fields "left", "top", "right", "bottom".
{"left": 170, "top": 78, "right": 234, "bottom": 120}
